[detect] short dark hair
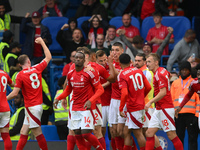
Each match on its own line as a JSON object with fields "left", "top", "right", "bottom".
{"left": 147, "top": 53, "right": 160, "bottom": 62}
{"left": 96, "top": 50, "right": 106, "bottom": 58}
{"left": 184, "top": 29, "right": 196, "bottom": 38}
{"left": 76, "top": 47, "right": 90, "bottom": 55}
{"left": 18, "top": 54, "right": 29, "bottom": 65}
{"left": 132, "top": 35, "right": 144, "bottom": 44}
{"left": 58, "top": 76, "right": 66, "bottom": 88}
{"left": 152, "top": 11, "right": 162, "bottom": 17}
{"left": 113, "top": 42, "right": 123, "bottom": 48}
{"left": 136, "top": 53, "right": 146, "bottom": 61}
{"left": 119, "top": 53, "right": 131, "bottom": 64}
{"left": 76, "top": 51, "right": 85, "bottom": 59}
{"left": 108, "top": 25, "right": 116, "bottom": 30}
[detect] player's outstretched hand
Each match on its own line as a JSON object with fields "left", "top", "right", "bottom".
{"left": 53, "top": 99, "right": 59, "bottom": 109}
{"left": 145, "top": 102, "right": 151, "bottom": 111}
{"left": 175, "top": 107, "right": 181, "bottom": 118}
{"left": 84, "top": 100, "right": 91, "bottom": 110}
{"left": 120, "top": 111, "right": 126, "bottom": 118}
{"left": 35, "top": 37, "right": 44, "bottom": 44}
{"left": 61, "top": 99, "right": 68, "bottom": 110}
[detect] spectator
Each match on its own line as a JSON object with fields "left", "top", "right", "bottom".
{"left": 171, "top": 61, "right": 199, "bottom": 150}
{"left": 0, "top": 30, "right": 13, "bottom": 69}
{"left": 116, "top": 13, "right": 140, "bottom": 43}
{"left": 4, "top": 42, "right": 21, "bottom": 78}
{"left": 38, "top": 0, "right": 69, "bottom": 18}
{"left": 130, "top": 0, "right": 175, "bottom": 20}
{"left": 146, "top": 11, "right": 174, "bottom": 55}
{"left": 103, "top": 25, "right": 125, "bottom": 50}
{"left": 57, "top": 17, "right": 79, "bottom": 42}
{"left": 82, "top": 15, "right": 109, "bottom": 48}
{"left": 167, "top": 29, "right": 200, "bottom": 72}
{"left": 56, "top": 28, "right": 85, "bottom": 63}
{"left": 117, "top": 26, "right": 173, "bottom": 58}
{"left": 21, "top": 11, "right": 52, "bottom": 65}
{"left": 88, "top": 34, "right": 110, "bottom": 56}
{"left": 9, "top": 91, "right": 30, "bottom": 140}
{"left": 75, "top": 0, "right": 108, "bottom": 20}
{"left": 0, "top": 1, "right": 24, "bottom": 33}
{"left": 62, "top": 51, "right": 76, "bottom": 76}
{"left": 53, "top": 76, "right": 69, "bottom": 140}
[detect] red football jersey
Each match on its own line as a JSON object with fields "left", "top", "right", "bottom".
{"left": 188, "top": 78, "right": 200, "bottom": 95}
{"left": 62, "top": 62, "right": 73, "bottom": 76}
{"left": 153, "top": 67, "right": 174, "bottom": 109}
{"left": 111, "top": 61, "right": 122, "bottom": 100}
{"left": 146, "top": 25, "right": 174, "bottom": 55}
{"left": 15, "top": 60, "right": 47, "bottom": 107}
{"left": 116, "top": 25, "right": 140, "bottom": 38}
{"left": 0, "top": 70, "right": 12, "bottom": 112}
{"left": 141, "top": 0, "right": 155, "bottom": 20}
{"left": 67, "top": 68, "right": 100, "bottom": 111}
{"left": 99, "top": 63, "right": 111, "bottom": 106}
{"left": 118, "top": 67, "right": 149, "bottom": 112}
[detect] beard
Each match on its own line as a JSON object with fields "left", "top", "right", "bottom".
{"left": 181, "top": 73, "right": 190, "bottom": 80}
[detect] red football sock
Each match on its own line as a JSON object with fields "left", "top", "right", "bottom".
{"left": 145, "top": 137, "right": 155, "bottom": 150}
{"left": 75, "top": 134, "right": 86, "bottom": 150}
{"left": 111, "top": 138, "right": 117, "bottom": 150}
{"left": 16, "top": 134, "right": 28, "bottom": 150}
{"left": 140, "top": 147, "right": 145, "bottom": 150}
{"left": 131, "top": 136, "right": 137, "bottom": 150}
{"left": 98, "top": 137, "right": 106, "bottom": 149}
{"left": 171, "top": 136, "right": 183, "bottom": 150}
{"left": 67, "top": 135, "right": 76, "bottom": 150}
{"left": 115, "top": 136, "right": 124, "bottom": 150}
{"left": 86, "top": 141, "right": 92, "bottom": 150}
{"left": 124, "top": 145, "right": 132, "bottom": 150}
{"left": 1, "top": 133, "right": 12, "bottom": 150}
{"left": 154, "top": 146, "right": 163, "bottom": 150}
{"left": 36, "top": 134, "right": 48, "bottom": 150}
{"left": 82, "top": 133, "right": 104, "bottom": 150}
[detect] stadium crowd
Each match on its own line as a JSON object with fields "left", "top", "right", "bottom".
{"left": 0, "top": 0, "right": 200, "bottom": 150}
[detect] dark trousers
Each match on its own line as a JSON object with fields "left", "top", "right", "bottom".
{"left": 41, "top": 110, "right": 50, "bottom": 125}
{"left": 56, "top": 124, "right": 69, "bottom": 140}
{"left": 175, "top": 113, "right": 198, "bottom": 150}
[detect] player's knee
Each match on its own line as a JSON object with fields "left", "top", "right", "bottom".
{"left": 145, "top": 129, "right": 153, "bottom": 137}
{"left": 166, "top": 131, "right": 177, "bottom": 141}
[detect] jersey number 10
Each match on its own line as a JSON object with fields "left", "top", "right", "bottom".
{"left": 129, "top": 73, "right": 144, "bottom": 91}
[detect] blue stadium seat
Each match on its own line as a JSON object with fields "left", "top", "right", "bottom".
{"left": 109, "top": 16, "right": 140, "bottom": 30}
{"left": 192, "top": 16, "right": 200, "bottom": 44}
{"left": 141, "top": 16, "right": 191, "bottom": 52}
{"left": 65, "top": 0, "right": 82, "bottom": 18}
{"left": 41, "top": 125, "right": 60, "bottom": 141}
{"left": 77, "top": 16, "right": 91, "bottom": 39}
{"left": 41, "top": 17, "right": 68, "bottom": 54}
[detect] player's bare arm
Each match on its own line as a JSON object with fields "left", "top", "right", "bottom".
{"left": 145, "top": 87, "right": 166, "bottom": 111}
{"left": 35, "top": 37, "right": 52, "bottom": 64}
{"left": 106, "top": 56, "right": 116, "bottom": 83}
{"left": 7, "top": 87, "right": 20, "bottom": 100}
{"left": 101, "top": 81, "right": 110, "bottom": 88}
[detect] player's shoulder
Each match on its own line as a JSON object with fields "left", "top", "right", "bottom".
{"left": 190, "top": 78, "right": 199, "bottom": 86}
{"left": 85, "top": 69, "right": 98, "bottom": 78}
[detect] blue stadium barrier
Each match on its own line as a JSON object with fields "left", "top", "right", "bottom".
{"left": 41, "top": 125, "right": 60, "bottom": 141}
{"left": 109, "top": 16, "right": 140, "bottom": 30}
{"left": 41, "top": 17, "right": 68, "bottom": 54}
{"left": 192, "top": 16, "right": 200, "bottom": 44}
{"left": 65, "top": 0, "right": 82, "bottom": 18}
{"left": 77, "top": 16, "right": 91, "bottom": 39}
{"left": 141, "top": 16, "right": 191, "bottom": 52}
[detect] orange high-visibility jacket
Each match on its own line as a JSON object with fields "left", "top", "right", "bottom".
{"left": 171, "top": 76, "right": 199, "bottom": 117}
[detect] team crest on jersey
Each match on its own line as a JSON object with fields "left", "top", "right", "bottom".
{"left": 157, "top": 136, "right": 168, "bottom": 150}
{"left": 128, "top": 31, "right": 133, "bottom": 37}
{"left": 159, "top": 32, "right": 165, "bottom": 38}
{"left": 81, "top": 75, "right": 84, "bottom": 81}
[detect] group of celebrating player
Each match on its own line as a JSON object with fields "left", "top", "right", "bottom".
{"left": 1, "top": 36, "right": 199, "bottom": 150}
{"left": 53, "top": 41, "right": 193, "bottom": 150}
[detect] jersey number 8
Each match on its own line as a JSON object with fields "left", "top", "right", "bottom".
{"left": 29, "top": 73, "right": 40, "bottom": 89}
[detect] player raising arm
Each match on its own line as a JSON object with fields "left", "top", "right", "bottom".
{"left": 7, "top": 37, "right": 52, "bottom": 150}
